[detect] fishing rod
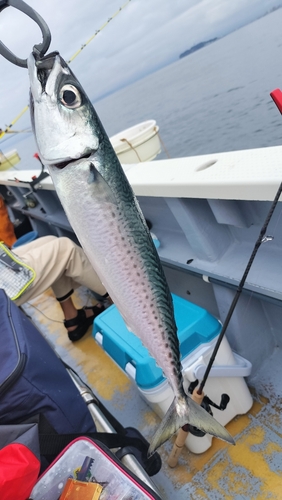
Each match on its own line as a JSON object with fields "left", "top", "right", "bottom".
{"left": 198, "top": 179, "right": 282, "bottom": 395}
{"left": 197, "top": 89, "right": 282, "bottom": 394}
{"left": 168, "top": 180, "right": 282, "bottom": 468}
{"left": 0, "top": 0, "right": 132, "bottom": 138}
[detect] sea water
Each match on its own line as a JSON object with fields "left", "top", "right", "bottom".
{"left": 3, "top": 8, "right": 282, "bottom": 170}
{"left": 95, "top": 8, "right": 282, "bottom": 160}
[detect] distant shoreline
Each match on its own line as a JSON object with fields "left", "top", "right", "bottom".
{"left": 179, "top": 5, "right": 282, "bottom": 60}
{"left": 179, "top": 38, "right": 218, "bottom": 59}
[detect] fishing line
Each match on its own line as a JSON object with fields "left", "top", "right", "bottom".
{"left": 67, "top": 0, "right": 132, "bottom": 63}
{"left": 25, "top": 288, "right": 100, "bottom": 323}
{"left": 0, "top": 0, "right": 132, "bottom": 138}
{"left": 198, "top": 180, "right": 282, "bottom": 395}
{"left": 0, "top": 105, "right": 29, "bottom": 139}
{"left": 25, "top": 301, "right": 64, "bottom": 324}
{"left": 0, "top": 128, "right": 31, "bottom": 145}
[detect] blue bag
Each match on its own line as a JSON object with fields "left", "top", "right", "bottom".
{"left": 0, "top": 288, "right": 96, "bottom": 435}
{"left": 0, "top": 289, "right": 162, "bottom": 478}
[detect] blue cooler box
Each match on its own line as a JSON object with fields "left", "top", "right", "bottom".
{"left": 92, "top": 294, "right": 221, "bottom": 390}
{"left": 93, "top": 294, "right": 253, "bottom": 454}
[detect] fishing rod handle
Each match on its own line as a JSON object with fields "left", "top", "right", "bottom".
{"left": 167, "top": 389, "right": 204, "bottom": 468}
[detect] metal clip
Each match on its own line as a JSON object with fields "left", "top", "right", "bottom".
{"left": 261, "top": 235, "right": 274, "bottom": 243}
{"left": 0, "top": 0, "right": 51, "bottom": 67}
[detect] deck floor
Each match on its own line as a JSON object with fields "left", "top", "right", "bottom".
{"left": 22, "top": 288, "right": 282, "bottom": 500}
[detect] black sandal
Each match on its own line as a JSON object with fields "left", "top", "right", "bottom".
{"left": 64, "top": 304, "right": 105, "bottom": 342}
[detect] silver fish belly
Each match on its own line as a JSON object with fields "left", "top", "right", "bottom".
{"left": 28, "top": 52, "right": 234, "bottom": 454}
{"left": 50, "top": 157, "right": 183, "bottom": 399}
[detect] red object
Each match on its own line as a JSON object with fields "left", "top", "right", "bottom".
{"left": 0, "top": 443, "right": 40, "bottom": 500}
{"left": 0, "top": 195, "right": 17, "bottom": 247}
{"left": 32, "top": 175, "right": 37, "bottom": 180}
{"left": 33, "top": 152, "right": 40, "bottom": 160}
{"left": 270, "top": 88, "right": 282, "bottom": 114}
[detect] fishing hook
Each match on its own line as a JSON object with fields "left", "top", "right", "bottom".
{"left": 0, "top": 0, "right": 51, "bottom": 68}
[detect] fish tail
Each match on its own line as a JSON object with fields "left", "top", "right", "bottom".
{"left": 148, "top": 394, "right": 235, "bottom": 456}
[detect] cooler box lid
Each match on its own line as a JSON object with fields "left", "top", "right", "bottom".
{"left": 93, "top": 294, "right": 221, "bottom": 389}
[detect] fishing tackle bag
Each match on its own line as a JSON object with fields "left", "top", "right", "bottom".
{"left": 31, "top": 437, "right": 162, "bottom": 500}
{"left": 0, "top": 288, "right": 97, "bottom": 436}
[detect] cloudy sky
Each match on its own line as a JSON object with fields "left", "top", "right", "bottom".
{"left": 0, "top": 0, "right": 281, "bottom": 133}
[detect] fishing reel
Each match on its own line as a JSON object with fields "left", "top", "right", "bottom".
{"left": 186, "top": 379, "right": 230, "bottom": 437}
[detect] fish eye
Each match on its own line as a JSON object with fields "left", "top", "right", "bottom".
{"left": 59, "top": 84, "right": 82, "bottom": 109}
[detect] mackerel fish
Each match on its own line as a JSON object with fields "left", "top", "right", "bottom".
{"left": 27, "top": 52, "right": 234, "bottom": 455}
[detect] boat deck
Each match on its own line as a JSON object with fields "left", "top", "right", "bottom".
{"left": 22, "top": 287, "right": 282, "bottom": 500}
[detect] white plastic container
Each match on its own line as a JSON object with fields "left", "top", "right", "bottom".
{"left": 110, "top": 120, "right": 161, "bottom": 163}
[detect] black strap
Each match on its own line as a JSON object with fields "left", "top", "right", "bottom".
{"left": 40, "top": 431, "right": 146, "bottom": 456}
{"left": 37, "top": 364, "right": 162, "bottom": 476}
{"left": 39, "top": 428, "right": 162, "bottom": 477}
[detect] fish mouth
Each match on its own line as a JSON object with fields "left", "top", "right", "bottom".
{"left": 51, "top": 151, "right": 94, "bottom": 169}
{"left": 35, "top": 51, "right": 62, "bottom": 90}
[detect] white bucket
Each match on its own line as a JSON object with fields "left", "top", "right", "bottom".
{"left": 110, "top": 120, "right": 161, "bottom": 163}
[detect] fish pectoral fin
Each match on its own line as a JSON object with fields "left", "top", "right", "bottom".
{"left": 148, "top": 395, "right": 235, "bottom": 456}
{"left": 88, "top": 161, "right": 117, "bottom": 204}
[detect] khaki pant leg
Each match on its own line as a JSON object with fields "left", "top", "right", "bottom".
{"left": 14, "top": 236, "right": 106, "bottom": 306}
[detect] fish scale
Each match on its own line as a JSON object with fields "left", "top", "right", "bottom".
{"left": 28, "top": 51, "right": 235, "bottom": 454}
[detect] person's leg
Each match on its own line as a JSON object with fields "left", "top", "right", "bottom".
{"left": 59, "top": 296, "right": 78, "bottom": 321}
{"left": 14, "top": 236, "right": 107, "bottom": 306}
{"left": 14, "top": 236, "right": 107, "bottom": 340}
{"left": 49, "top": 237, "right": 106, "bottom": 300}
